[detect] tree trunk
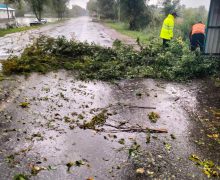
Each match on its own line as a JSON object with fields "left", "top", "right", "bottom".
{"left": 39, "top": 11, "right": 41, "bottom": 21}
{"left": 5, "top": 2, "right": 10, "bottom": 20}
{"left": 33, "top": 8, "right": 40, "bottom": 21}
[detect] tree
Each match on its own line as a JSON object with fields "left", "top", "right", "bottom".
{"left": 87, "top": 0, "right": 97, "bottom": 16}
{"left": 97, "top": 0, "right": 115, "bottom": 19}
{"left": 53, "top": 0, "right": 69, "bottom": 19}
{"left": 27, "top": 0, "right": 48, "bottom": 21}
{"left": 68, "top": 5, "right": 87, "bottom": 17}
{"left": 160, "top": 0, "right": 181, "bottom": 16}
{"left": 120, "top": 0, "right": 152, "bottom": 30}
{"left": 15, "top": 0, "right": 30, "bottom": 17}
{"left": 178, "top": 6, "right": 208, "bottom": 40}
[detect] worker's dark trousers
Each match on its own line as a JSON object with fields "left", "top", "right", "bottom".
{"left": 190, "top": 33, "right": 205, "bottom": 52}
{"left": 163, "top": 39, "right": 170, "bottom": 47}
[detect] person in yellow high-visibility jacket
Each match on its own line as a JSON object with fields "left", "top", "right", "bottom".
{"left": 160, "top": 12, "right": 177, "bottom": 47}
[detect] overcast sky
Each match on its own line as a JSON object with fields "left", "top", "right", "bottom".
{"left": 69, "top": 0, "right": 211, "bottom": 10}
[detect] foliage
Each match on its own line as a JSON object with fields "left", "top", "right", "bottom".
{"left": 13, "top": 174, "right": 29, "bottom": 180}
{"left": 68, "top": 5, "right": 87, "bottom": 18}
{"left": 27, "top": 0, "right": 48, "bottom": 21}
{"left": 2, "top": 36, "right": 219, "bottom": 82}
{"left": 97, "top": 0, "right": 115, "bottom": 19}
{"left": 0, "top": 26, "right": 38, "bottom": 37}
{"left": 105, "top": 22, "right": 150, "bottom": 45}
{"left": 86, "top": 0, "right": 98, "bottom": 15}
{"left": 19, "top": 102, "right": 30, "bottom": 108}
{"left": 128, "top": 141, "right": 141, "bottom": 158}
{"left": 160, "top": 0, "right": 181, "bottom": 16}
{"left": 14, "top": 0, "right": 30, "bottom": 17}
{"left": 25, "top": 0, "right": 68, "bottom": 21}
{"left": 120, "top": 0, "right": 152, "bottom": 30}
{"left": 189, "top": 154, "right": 220, "bottom": 178}
{"left": 105, "top": 4, "right": 208, "bottom": 43}
{"left": 82, "top": 110, "right": 108, "bottom": 129}
{"left": 52, "top": 0, "right": 69, "bottom": 19}
{"left": 176, "top": 6, "right": 208, "bottom": 40}
{"left": 87, "top": 0, "right": 153, "bottom": 30}
{"left": 148, "top": 112, "right": 160, "bottom": 123}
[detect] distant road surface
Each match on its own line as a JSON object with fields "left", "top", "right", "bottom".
{"left": 0, "top": 16, "right": 136, "bottom": 60}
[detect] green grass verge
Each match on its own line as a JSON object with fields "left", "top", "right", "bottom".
{"left": 0, "top": 26, "right": 39, "bottom": 37}
{"left": 0, "top": 19, "right": 68, "bottom": 37}
{"left": 104, "top": 21, "right": 160, "bottom": 45}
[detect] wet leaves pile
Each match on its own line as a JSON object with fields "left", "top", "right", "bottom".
{"left": 189, "top": 154, "right": 220, "bottom": 178}
{"left": 148, "top": 112, "right": 160, "bottom": 123}
{"left": 2, "top": 36, "right": 219, "bottom": 81}
{"left": 81, "top": 109, "right": 108, "bottom": 129}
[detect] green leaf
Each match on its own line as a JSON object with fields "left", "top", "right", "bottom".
{"left": 13, "top": 174, "right": 28, "bottom": 180}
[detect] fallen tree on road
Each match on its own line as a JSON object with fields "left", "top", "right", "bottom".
{"left": 2, "top": 36, "right": 219, "bottom": 81}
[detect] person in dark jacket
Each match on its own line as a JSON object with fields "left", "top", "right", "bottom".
{"left": 189, "top": 21, "right": 206, "bottom": 52}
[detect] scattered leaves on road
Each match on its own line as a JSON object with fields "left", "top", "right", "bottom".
{"left": 136, "top": 168, "right": 145, "bottom": 174}
{"left": 66, "top": 160, "right": 86, "bottom": 171}
{"left": 129, "top": 142, "right": 140, "bottom": 158}
{"left": 75, "top": 160, "right": 85, "bottom": 167}
{"left": 66, "top": 162, "right": 74, "bottom": 172}
{"left": 31, "top": 165, "right": 46, "bottom": 175}
{"left": 189, "top": 154, "right": 220, "bottom": 178}
{"left": 170, "top": 134, "right": 176, "bottom": 140}
{"left": 118, "top": 138, "right": 125, "bottom": 145}
{"left": 135, "top": 92, "right": 142, "bottom": 97}
{"left": 164, "top": 142, "right": 172, "bottom": 152}
{"left": 207, "top": 134, "right": 219, "bottom": 139}
{"left": 13, "top": 174, "right": 29, "bottom": 180}
{"left": 47, "top": 165, "right": 57, "bottom": 171}
{"left": 86, "top": 177, "right": 94, "bottom": 180}
{"left": 82, "top": 110, "right": 108, "bottom": 129}
{"left": 19, "top": 102, "right": 30, "bottom": 108}
{"left": 148, "top": 112, "right": 160, "bottom": 123}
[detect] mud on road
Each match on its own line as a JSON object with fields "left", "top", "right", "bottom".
{"left": 0, "top": 71, "right": 219, "bottom": 180}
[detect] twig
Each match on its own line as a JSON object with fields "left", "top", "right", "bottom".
{"left": 104, "top": 123, "right": 167, "bottom": 133}
{"left": 122, "top": 105, "right": 156, "bottom": 109}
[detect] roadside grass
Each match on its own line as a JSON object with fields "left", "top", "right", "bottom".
{"left": 0, "top": 19, "right": 68, "bottom": 37}
{"left": 104, "top": 21, "right": 160, "bottom": 45}
{"left": 0, "top": 26, "right": 38, "bottom": 37}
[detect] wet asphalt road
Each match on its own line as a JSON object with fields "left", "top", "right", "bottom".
{"left": 0, "top": 17, "right": 220, "bottom": 180}
{"left": 0, "top": 17, "right": 136, "bottom": 60}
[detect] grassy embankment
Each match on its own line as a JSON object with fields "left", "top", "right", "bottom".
{"left": 104, "top": 21, "right": 160, "bottom": 45}
{"left": 0, "top": 19, "right": 68, "bottom": 37}
{"left": 0, "top": 26, "right": 38, "bottom": 37}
